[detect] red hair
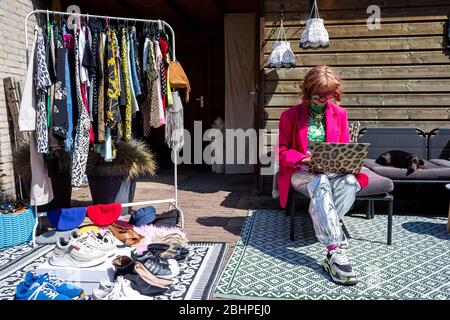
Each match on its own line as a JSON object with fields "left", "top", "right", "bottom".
{"left": 299, "top": 65, "right": 343, "bottom": 104}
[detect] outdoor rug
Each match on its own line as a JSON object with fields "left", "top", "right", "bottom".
{"left": 214, "top": 210, "right": 450, "bottom": 300}
{"left": 0, "top": 241, "right": 227, "bottom": 300}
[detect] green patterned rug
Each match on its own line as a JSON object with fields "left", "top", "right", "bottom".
{"left": 214, "top": 210, "right": 450, "bottom": 300}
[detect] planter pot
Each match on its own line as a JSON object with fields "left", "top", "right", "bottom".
{"left": 87, "top": 175, "right": 136, "bottom": 214}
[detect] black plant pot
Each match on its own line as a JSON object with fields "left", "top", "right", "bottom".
{"left": 87, "top": 175, "right": 136, "bottom": 214}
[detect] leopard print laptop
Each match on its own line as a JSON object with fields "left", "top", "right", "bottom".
{"left": 308, "top": 143, "right": 370, "bottom": 175}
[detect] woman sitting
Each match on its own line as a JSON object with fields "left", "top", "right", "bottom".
{"left": 277, "top": 65, "right": 369, "bottom": 285}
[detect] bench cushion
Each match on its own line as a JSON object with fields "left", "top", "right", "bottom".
{"left": 364, "top": 158, "right": 450, "bottom": 180}
{"left": 356, "top": 167, "right": 394, "bottom": 196}
{"left": 429, "top": 159, "right": 450, "bottom": 168}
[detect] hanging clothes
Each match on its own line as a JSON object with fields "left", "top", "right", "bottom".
{"left": 129, "top": 26, "right": 142, "bottom": 97}
{"left": 165, "top": 90, "right": 184, "bottom": 150}
{"left": 127, "top": 30, "right": 140, "bottom": 114}
{"left": 142, "top": 37, "right": 150, "bottom": 78}
{"left": 82, "top": 25, "right": 96, "bottom": 121}
{"left": 19, "top": 26, "right": 54, "bottom": 206}
{"left": 132, "top": 26, "right": 143, "bottom": 92}
{"left": 166, "top": 55, "right": 173, "bottom": 106}
{"left": 159, "top": 34, "right": 169, "bottom": 112}
{"left": 105, "top": 28, "right": 122, "bottom": 142}
{"left": 141, "top": 37, "right": 153, "bottom": 136}
{"left": 71, "top": 26, "right": 92, "bottom": 187}
{"left": 120, "top": 27, "right": 133, "bottom": 141}
{"left": 62, "top": 25, "right": 74, "bottom": 153}
{"left": 97, "top": 31, "right": 106, "bottom": 143}
{"left": 19, "top": 26, "right": 38, "bottom": 132}
{"left": 36, "top": 26, "right": 52, "bottom": 153}
{"left": 153, "top": 39, "right": 166, "bottom": 127}
{"left": 78, "top": 25, "right": 95, "bottom": 144}
{"left": 48, "top": 24, "right": 64, "bottom": 150}
{"left": 144, "top": 39, "right": 162, "bottom": 133}
{"left": 89, "top": 19, "right": 104, "bottom": 143}
{"left": 52, "top": 30, "right": 68, "bottom": 141}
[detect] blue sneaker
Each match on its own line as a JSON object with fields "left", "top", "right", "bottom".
{"left": 24, "top": 272, "right": 84, "bottom": 299}
{"left": 15, "top": 282, "right": 71, "bottom": 300}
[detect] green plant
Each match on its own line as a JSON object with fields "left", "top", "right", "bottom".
{"left": 86, "top": 139, "right": 157, "bottom": 179}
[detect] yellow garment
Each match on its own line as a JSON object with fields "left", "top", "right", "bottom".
{"left": 78, "top": 225, "right": 101, "bottom": 234}
{"left": 121, "top": 28, "right": 133, "bottom": 141}
{"left": 167, "top": 59, "right": 173, "bottom": 106}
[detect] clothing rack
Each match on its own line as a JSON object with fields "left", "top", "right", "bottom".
{"left": 24, "top": 10, "right": 184, "bottom": 247}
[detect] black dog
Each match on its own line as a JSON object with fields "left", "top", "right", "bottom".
{"left": 375, "top": 150, "right": 425, "bottom": 175}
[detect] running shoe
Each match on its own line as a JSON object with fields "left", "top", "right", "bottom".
{"left": 70, "top": 230, "right": 117, "bottom": 257}
{"left": 92, "top": 276, "right": 153, "bottom": 300}
{"left": 322, "top": 249, "right": 358, "bottom": 285}
{"left": 131, "top": 249, "right": 173, "bottom": 279}
{"left": 49, "top": 236, "right": 107, "bottom": 268}
{"left": 23, "top": 272, "right": 84, "bottom": 299}
{"left": 15, "top": 282, "right": 71, "bottom": 300}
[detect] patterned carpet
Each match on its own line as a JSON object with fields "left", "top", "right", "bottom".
{"left": 0, "top": 242, "right": 227, "bottom": 300}
{"left": 214, "top": 210, "right": 450, "bottom": 300}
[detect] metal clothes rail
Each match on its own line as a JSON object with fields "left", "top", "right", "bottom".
{"left": 24, "top": 9, "right": 184, "bottom": 247}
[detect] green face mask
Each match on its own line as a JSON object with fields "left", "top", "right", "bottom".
{"left": 309, "top": 102, "right": 325, "bottom": 114}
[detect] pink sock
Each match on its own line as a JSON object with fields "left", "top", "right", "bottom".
{"left": 327, "top": 243, "right": 340, "bottom": 252}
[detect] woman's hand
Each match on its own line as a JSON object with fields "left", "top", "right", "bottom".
{"left": 302, "top": 157, "right": 311, "bottom": 165}
{"left": 296, "top": 157, "right": 311, "bottom": 166}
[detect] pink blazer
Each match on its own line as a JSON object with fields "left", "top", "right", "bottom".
{"left": 277, "top": 101, "right": 368, "bottom": 208}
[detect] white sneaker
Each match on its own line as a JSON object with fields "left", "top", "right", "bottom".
{"left": 50, "top": 237, "right": 108, "bottom": 268}
{"left": 117, "top": 277, "right": 153, "bottom": 300}
{"left": 70, "top": 230, "right": 117, "bottom": 257}
{"left": 92, "top": 276, "right": 152, "bottom": 300}
{"left": 167, "top": 259, "right": 180, "bottom": 278}
{"left": 92, "top": 281, "right": 122, "bottom": 300}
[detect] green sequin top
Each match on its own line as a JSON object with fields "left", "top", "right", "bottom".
{"left": 308, "top": 103, "right": 326, "bottom": 147}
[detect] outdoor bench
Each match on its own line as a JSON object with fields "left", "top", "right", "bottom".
{"left": 358, "top": 127, "right": 450, "bottom": 187}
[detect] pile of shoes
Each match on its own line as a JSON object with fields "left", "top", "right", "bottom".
{"left": 49, "top": 230, "right": 118, "bottom": 268}
{"left": 112, "top": 255, "right": 174, "bottom": 297}
{"left": 0, "top": 201, "right": 28, "bottom": 215}
{"left": 15, "top": 272, "right": 85, "bottom": 300}
{"left": 150, "top": 233, "right": 189, "bottom": 261}
{"left": 92, "top": 276, "right": 152, "bottom": 300}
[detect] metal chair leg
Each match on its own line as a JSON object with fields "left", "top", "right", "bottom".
{"left": 371, "top": 200, "right": 375, "bottom": 219}
{"left": 387, "top": 197, "right": 393, "bottom": 245}
{"left": 285, "top": 194, "right": 291, "bottom": 216}
{"left": 290, "top": 196, "right": 296, "bottom": 241}
{"left": 366, "top": 200, "right": 372, "bottom": 219}
{"left": 340, "top": 219, "right": 351, "bottom": 239}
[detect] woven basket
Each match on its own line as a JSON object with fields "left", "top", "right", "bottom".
{"left": 0, "top": 207, "right": 35, "bottom": 249}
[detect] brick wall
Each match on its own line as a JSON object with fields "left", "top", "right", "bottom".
{"left": 0, "top": 0, "right": 49, "bottom": 200}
